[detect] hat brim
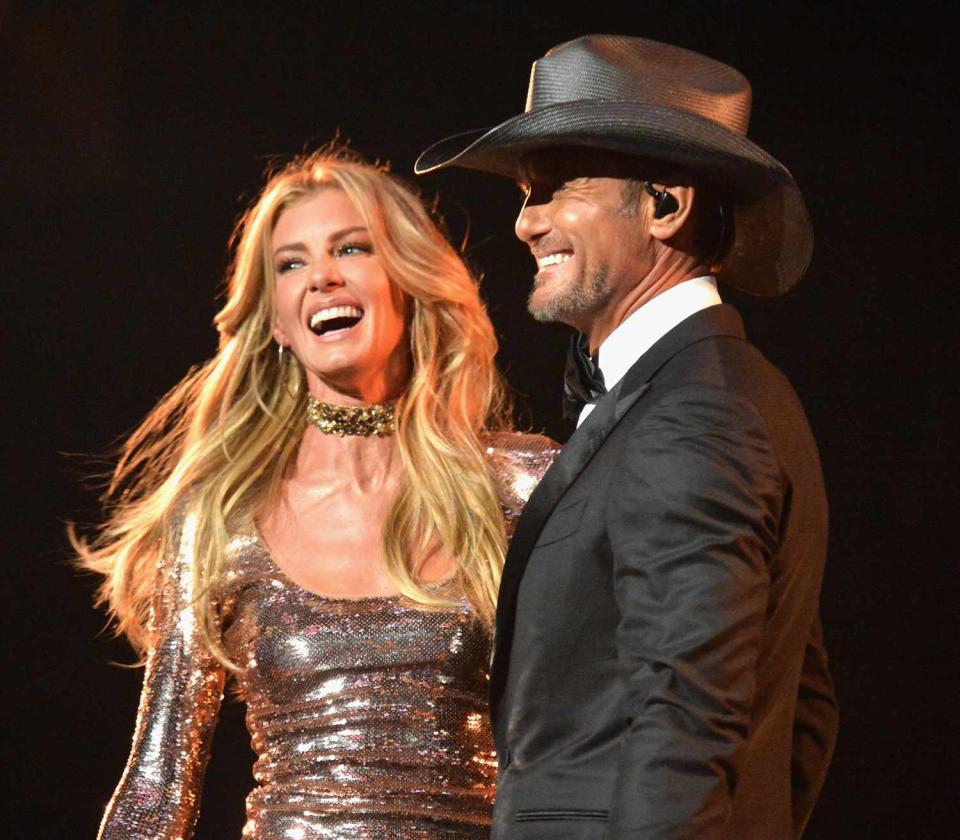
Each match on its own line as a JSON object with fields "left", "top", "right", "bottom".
{"left": 415, "top": 100, "right": 813, "bottom": 297}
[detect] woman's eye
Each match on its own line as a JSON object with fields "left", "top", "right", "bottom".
{"left": 334, "top": 241, "right": 373, "bottom": 258}
{"left": 276, "top": 257, "right": 304, "bottom": 274}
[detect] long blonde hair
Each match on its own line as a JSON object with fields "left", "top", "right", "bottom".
{"left": 74, "top": 146, "right": 510, "bottom": 667}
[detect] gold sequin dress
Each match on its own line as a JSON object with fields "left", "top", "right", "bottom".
{"left": 98, "top": 433, "right": 559, "bottom": 839}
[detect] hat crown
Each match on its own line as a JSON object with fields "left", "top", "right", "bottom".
{"left": 525, "top": 35, "right": 752, "bottom": 136}
{"left": 415, "top": 34, "right": 813, "bottom": 296}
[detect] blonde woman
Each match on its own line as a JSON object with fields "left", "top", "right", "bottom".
{"left": 76, "top": 147, "right": 559, "bottom": 838}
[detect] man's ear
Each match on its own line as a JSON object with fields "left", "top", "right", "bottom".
{"left": 648, "top": 184, "right": 695, "bottom": 242}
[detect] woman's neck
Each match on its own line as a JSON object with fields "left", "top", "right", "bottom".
{"left": 293, "top": 423, "right": 400, "bottom": 493}
{"left": 305, "top": 360, "right": 408, "bottom": 408}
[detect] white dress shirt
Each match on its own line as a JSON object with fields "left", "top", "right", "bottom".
{"left": 577, "top": 276, "right": 722, "bottom": 427}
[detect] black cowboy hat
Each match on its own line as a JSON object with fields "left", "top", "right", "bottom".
{"left": 415, "top": 35, "right": 813, "bottom": 297}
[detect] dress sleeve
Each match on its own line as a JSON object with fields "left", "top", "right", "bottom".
{"left": 484, "top": 431, "right": 562, "bottom": 538}
{"left": 98, "top": 508, "right": 225, "bottom": 840}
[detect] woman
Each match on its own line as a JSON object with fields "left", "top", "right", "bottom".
{"left": 76, "top": 147, "right": 559, "bottom": 838}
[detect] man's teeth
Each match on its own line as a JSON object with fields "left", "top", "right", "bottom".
{"left": 538, "top": 252, "right": 572, "bottom": 269}
{"left": 309, "top": 305, "right": 363, "bottom": 329}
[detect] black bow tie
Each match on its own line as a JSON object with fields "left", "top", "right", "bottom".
{"left": 563, "top": 332, "right": 606, "bottom": 420}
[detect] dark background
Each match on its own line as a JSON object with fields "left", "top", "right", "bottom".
{"left": 4, "top": 2, "right": 957, "bottom": 837}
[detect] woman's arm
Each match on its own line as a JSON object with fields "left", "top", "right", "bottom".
{"left": 98, "top": 509, "right": 225, "bottom": 840}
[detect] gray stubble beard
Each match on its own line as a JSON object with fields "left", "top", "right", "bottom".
{"left": 527, "top": 267, "right": 611, "bottom": 325}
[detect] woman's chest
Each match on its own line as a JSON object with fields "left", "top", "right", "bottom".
{"left": 257, "top": 492, "right": 393, "bottom": 597}
{"left": 217, "top": 535, "right": 491, "bottom": 710}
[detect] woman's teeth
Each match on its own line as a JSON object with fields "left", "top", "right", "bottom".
{"left": 309, "top": 305, "right": 363, "bottom": 329}
{"left": 538, "top": 252, "right": 572, "bottom": 269}
{"left": 308, "top": 305, "right": 363, "bottom": 335}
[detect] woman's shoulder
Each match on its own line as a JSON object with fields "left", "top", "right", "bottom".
{"left": 482, "top": 431, "right": 561, "bottom": 465}
{"left": 482, "top": 431, "right": 562, "bottom": 509}
{"left": 158, "top": 492, "right": 252, "bottom": 584}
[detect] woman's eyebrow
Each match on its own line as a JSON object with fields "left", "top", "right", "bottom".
{"left": 273, "top": 242, "right": 307, "bottom": 258}
{"left": 271, "top": 226, "right": 369, "bottom": 258}
{"left": 329, "top": 225, "right": 368, "bottom": 244}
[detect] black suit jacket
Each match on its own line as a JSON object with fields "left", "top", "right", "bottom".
{"left": 491, "top": 305, "right": 838, "bottom": 839}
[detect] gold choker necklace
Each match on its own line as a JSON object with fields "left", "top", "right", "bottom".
{"left": 306, "top": 396, "right": 396, "bottom": 437}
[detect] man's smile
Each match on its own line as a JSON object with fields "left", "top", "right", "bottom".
{"left": 536, "top": 251, "right": 573, "bottom": 270}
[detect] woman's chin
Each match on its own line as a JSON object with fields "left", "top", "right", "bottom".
{"left": 298, "top": 343, "right": 408, "bottom": 406}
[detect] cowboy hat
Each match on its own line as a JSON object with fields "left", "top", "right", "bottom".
{"left": 415, "top": 35, "right": 813, "bottom": 296}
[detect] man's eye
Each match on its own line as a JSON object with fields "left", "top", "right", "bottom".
{"left": 335, "top": 241, "right": 372, "bottom": 257}
{"left": 276, "top": 257, "right": 304, "bottom": 274}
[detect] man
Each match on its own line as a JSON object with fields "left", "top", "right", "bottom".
{"left": 417, "top": 36, "right": 838, "bottom": 838}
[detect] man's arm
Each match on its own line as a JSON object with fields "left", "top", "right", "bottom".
{"left": 791, "top": 615, "right": 839, "bottom": 836}
{"left": 606, "top": 386, "right": 782, "bottom": 838}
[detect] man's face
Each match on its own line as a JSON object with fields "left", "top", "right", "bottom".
{"left": 514, "top": 149, "right": 652, "bottom": 330}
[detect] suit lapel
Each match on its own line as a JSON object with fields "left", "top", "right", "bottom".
{"left": 494, "top": 378, "right": 648, "bottom": 627}
{"left": 489, "top": 375, "right": 646, "bottom": 723}
{"left": 489, "top": 304, "right": 746, "bottom": 722}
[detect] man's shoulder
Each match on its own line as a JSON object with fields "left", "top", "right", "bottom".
{"left": 655, "top": 329, "right": 792, "bottom": 400}
{"left": 609, "top": 328, "right": 809, "bottom": 453}
{"left": 613, "top": 302, "right": 783, "bottom": 399}
{"left": 622, "top": 332, "right": 817, "bottom": 466}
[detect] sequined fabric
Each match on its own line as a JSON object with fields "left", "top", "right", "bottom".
{"left": 98, "top": 433, "right": 560, "bottom": 839}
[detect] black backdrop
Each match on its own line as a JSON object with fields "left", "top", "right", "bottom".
{"left": 4, "top": 3, "right": 958, "bottom": 837}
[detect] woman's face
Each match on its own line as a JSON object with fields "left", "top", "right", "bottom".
{"left": 270, "top": 188, "right": 409, "bottom": 404}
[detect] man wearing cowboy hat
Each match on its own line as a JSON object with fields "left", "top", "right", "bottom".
{"left": 418, "top": 35, "right": 837, "bottom": 838}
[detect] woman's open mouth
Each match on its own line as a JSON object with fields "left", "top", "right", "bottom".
{"left": 308, "top": 305, "right": 364, "bottom": 338}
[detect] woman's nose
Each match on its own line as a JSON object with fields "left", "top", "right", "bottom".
{"left": 308, "top": 259, "right": 344, "bottom": 292}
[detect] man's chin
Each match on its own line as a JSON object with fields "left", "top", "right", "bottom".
{"left": 527, "top": 296, "right": 557, "bottom": 323}
{"left": 527, "top": 287, "right": 578, "bottom": 324}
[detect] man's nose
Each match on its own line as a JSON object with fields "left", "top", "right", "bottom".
{"left": 515, "top": 199, "right": 550, "bottom": 244}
